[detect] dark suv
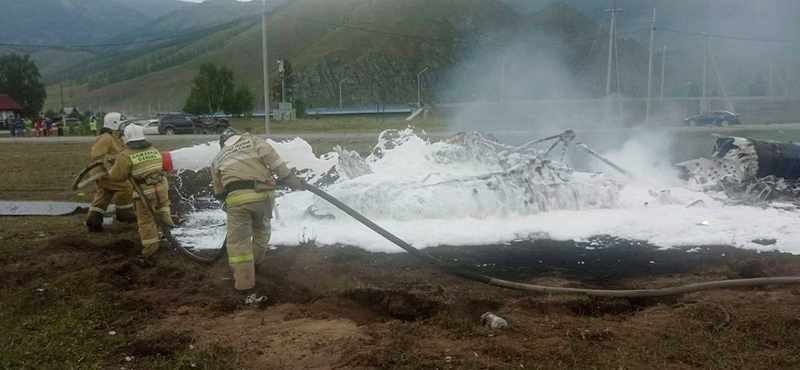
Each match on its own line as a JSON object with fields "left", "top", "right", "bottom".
{"left": 158, "top": 114, "right": 229, "bottom": 135}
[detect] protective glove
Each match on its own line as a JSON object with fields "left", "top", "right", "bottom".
{"left": 102, "top": 158, "right": 114, "bottom": 171}
{"left": 283, "top": 175, "right": 306, "bottom": 190}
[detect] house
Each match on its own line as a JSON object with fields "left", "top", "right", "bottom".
{"left": 59, "top": 106, "right": 82, "bottom": 117}
{"left": 0, "top": 94, "right": 23, "bottom": 121}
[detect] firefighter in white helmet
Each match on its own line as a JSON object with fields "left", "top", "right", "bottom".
{"left": 106, "top": 124, "right": 174, "bottom": 257}
{"left": 85, "top": 112, "right": 135, "bottom": 232}
{"left": 211, "top": 128, "right": 305, "bottom": 291}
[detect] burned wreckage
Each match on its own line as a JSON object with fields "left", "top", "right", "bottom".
{"left": 172, "top": 130, "right": 800, "bottom": 224}
{"left": 677, "top": 137, "right": 800, "bottom": 206}
{"left": 167, "top": 128, "right": 800, "bottom": 251}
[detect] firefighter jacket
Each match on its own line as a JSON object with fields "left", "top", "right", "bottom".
{"left": 91, "top": 132, "right": 133, "bottom": 195}
{"left": 107, "top": 143, "right": 167, "bottom": 195}
{"left": 211, "top": 133, "right": 291, "bottom": 208}
{"left": 91, "top": 133, "right": 125, "bottom": 174}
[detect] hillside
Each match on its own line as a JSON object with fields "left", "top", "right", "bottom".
{"left": 0, "top": 0, "right": 148, "bottom": 45}
{"left": 44, "top": 0, "right": 800, "bottom": 111}
{"left": 111, "top": 0, "right": 193, "bottom": 18}
{"left": 44, "top": 0, "right": 530, "bottom": 110}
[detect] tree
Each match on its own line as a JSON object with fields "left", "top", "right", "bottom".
{"left": 227, "top": 85, "right": 256, "bottom": 117}
{"left": 271, "top": 59, "right": 295, "bottom": 103}
{"left": 184, "top": 63, "right": 235, "bottom": 115}
{"left": 0, "top": 54, "right": 46, "bottom": 117}
{"left": 184, "top": 63, "right": 254, "bottom": 116}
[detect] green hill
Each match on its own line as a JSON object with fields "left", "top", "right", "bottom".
{"left": 41, "top": 0, "right": 651, "bottom": 112}
{"left": 111, "top": 0, "right": 193, "bottom": 19}
{"left": 0, "top": 0, "right": 148, "bottom": 45}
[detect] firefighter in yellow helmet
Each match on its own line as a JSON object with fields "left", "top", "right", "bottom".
{"left": 106, "top": 124, "right": 174, "bottom": 257}
{"left": 211, "top": 128, "right": 305, "bottom": 291}
{"left": 86, "top": 112, "right": 135, "bottom": 232}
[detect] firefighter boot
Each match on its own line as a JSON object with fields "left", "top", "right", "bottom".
{"left": 85, "top": 211, "right": 104, "bottom": 232}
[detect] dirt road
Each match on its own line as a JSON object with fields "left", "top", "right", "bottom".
{"left": 3, "top": 122, "right": 800, "bottom": 145}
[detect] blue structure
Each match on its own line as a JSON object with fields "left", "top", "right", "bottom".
{"left": 306, "top": 104, "right": 414, "bottom": 116}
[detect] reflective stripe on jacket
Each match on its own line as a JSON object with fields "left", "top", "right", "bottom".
{"left": 211, "top": 133, "right": 289, "bottom": 207}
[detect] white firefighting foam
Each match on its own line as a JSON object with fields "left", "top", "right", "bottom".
{"left": 172, "top": 130, "right": 800, "bottom": 254}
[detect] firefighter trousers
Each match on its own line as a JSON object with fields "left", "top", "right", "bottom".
{"left": 135, "top": 182, "right": 174, "bottom": 257}
{"left": 88, "top": 179, "right": 135, "bottom": 219}
{"left": 226, "top": 198, "right": 273, "bottom": 291}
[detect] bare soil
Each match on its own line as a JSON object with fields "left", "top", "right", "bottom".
{"left": 2, "top": 213, "right": 800, "bottom": 369}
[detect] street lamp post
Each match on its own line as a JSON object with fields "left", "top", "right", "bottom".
{"left": 417, "top": 67, "right": 429, "bottom": 107}
{"left": 261, "top": 0, "right": 270, "bottom": 134}
{"left": 339, "top": 78, "right": 349, "bottom": 110}
{"left": 278, "top": 60, "right": 285, "bottom": 103}
{"left": 501, "top": 56, "right": 510, "bottom": 102}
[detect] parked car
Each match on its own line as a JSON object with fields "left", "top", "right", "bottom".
{"left": 684, "top": 111, "right": 742, "bottom": 126}
{"left": 55, "top": 117, "right": 81, "bottom": 127}
{"left": 157, "top": 114, "right": 229, "bottom": 135}
{"left": 134, "top": 120, "right": 160, "bottom": 135}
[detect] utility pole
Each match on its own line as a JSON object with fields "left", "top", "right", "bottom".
{"left": 169, "top": 99, "right": 174, "bottom": 113}
{"left": 417, "top": 67, "right": 429, "bottom": 107}
{"left": 768, "top": 61, "right": 774, "bottom": 97}
{"left": 59, "top": 74, "right": 65, "bottom": 113}
{"left": 277, "top": 60, "right": 285, "bottom": 103}
{"left": 261, "top": 0, "right": 271, "bottom": 134}
{"left": 702, "top": 35, "right": 708, "bottom": 113}
{"left": 158, "top": 100, "right": 161, "bottom": 114}
{"left": 707, "top": 46, "right": 734, "bottom": 113}
{"left": 500, "top": 56, "right": 510, "bottom": 102}
{"left": 339, "top": 78, "right": 349, "bottom": 110}
{"left": 660, "top": 45, "right": 667, "bottom": 102}
{"left": 645, "top": 7, "right": 656, "bottom": 125}
{"left": 605, "top": 1, "right": 621, "bottom": 121}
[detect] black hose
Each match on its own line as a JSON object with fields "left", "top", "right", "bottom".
{"left": 305, "top": 184, "right": 800, "bottom": 297}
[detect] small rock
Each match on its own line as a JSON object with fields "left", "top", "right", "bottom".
{"left": 481, "top": 312, "right": 508, "bottom": 329}
{"left": 108, "top": 331, "right": 117, "bottom": 335}
{"left": 752, "top": 238, "right": 777, "bottom": 246}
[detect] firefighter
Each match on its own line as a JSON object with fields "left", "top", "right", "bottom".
{"left": 106, "top": 124, "right": 174, "bottom": 257}
{"left": 85, "top": 112, "right": 135, "bottom": 232}
{"left": 211, "top": 128, "right": 305, "bottom": 291}
{"left": 89, "top": 116, "right": 98, "bottom": 134}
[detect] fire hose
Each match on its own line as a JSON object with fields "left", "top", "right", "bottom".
{"left": 305, "top": 184, "right": 800, "bottom": 298}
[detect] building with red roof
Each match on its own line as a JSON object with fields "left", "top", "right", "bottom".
{"left": 0, "top": 94, "right": 24, "bottom": 121}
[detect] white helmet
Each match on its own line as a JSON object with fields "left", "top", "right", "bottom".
{"left": 103, "top": 112, "right": 127, "bottom": 130}
{"left": 123, "top": 123, "right": 146, "bottom": 143}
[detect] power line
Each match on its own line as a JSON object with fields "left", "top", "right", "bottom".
{"left": 659, "top": 27, "right": 800, "bottom": 44}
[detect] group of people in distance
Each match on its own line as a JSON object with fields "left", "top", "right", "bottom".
{"left": 5, "top": 115, "right": 63, "bottom": 137}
